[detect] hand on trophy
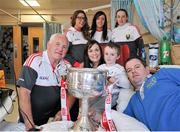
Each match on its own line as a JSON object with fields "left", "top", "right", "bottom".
{"left": 107, "top": 76, "right": 117, "bottom": 85}
{"left": 88, "top": 108, "right": 101, "bottom": 131}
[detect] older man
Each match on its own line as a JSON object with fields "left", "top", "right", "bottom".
{"left": 17, "top": 33, "right": 74, "bottom": 130}
{"left": 123, "top": 56, "right": 180, "bottom": 131}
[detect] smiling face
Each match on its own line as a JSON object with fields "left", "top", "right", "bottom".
{"left": 47, "top": 34, "right": 68, "bottom": 63}
{"left": 96, "top": 14, "right": 105, "bottom": 30}
{"left": 116, "top": 10, "right": 128, "bottom": 26}
{"left": 104, "top": 46, "right": 119, "bottom": 66}
{"left": 88, "top": 43, "right": 101, "bottom": 67}
{"left": 125, "top": 58, "right": 149, "bottom": 90}
{"left": 74, "top": 13, "right": 86, "bottom": 30}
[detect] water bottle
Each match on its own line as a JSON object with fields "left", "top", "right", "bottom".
{"left": 160, "top": 36, "right": 171, "bottom": 65}
{"left": 149, "top": 43, "right": 159, "bottom": 68}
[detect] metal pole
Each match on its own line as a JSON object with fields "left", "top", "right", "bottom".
{"left": 23, "top": 0, "right": 48, "bottom": 23}
{"left": 170, "top": 0, "right": 174, "bottom": 42}
{"left": 0, "top": 9, "right": 21, "bottom": 22}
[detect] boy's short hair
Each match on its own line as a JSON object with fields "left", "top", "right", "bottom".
{"left": 106, "top": 43, "right": 120, "bottom": 56}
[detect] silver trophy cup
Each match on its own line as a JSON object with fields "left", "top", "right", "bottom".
{"left": 67, "top": 68, "right": 107, "bottom": 131}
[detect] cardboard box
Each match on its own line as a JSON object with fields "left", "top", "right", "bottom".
{"left": 171, "top": 44, "right": 180, "bottom": 65}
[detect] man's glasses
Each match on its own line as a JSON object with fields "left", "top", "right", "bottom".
{"left": 76, "top": 16, "right": 86, "bottom": 20}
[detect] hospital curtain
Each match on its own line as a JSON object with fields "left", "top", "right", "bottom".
{"left": 133, "top": 0, "right": 167, "bottom": 40}
{"left": 43, "top": 23, "right": 62, "bottom": 49}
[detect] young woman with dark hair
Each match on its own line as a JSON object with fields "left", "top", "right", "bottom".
{"left": 90, "top": 11, "right": 111, "bottom": 44}
{"left": 82, "top": 39, "right": 104, "bottom": 68}
{"left": 111, "top": 9, "right": 146, "bottom": 66}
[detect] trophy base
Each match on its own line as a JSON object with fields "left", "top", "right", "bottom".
{"left": 69, "top": 116, "right": 94, "bottom": 131}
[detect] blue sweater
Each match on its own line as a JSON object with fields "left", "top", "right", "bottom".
{"left": 124, "top": 68, "right": 180, "bottom": 131}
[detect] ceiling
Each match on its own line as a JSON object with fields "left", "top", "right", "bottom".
{"left": 0, "top": 0, "right": 111, "bottom": 25}
{"left": 0, "top": 0, "right": 110, "bottom": 10}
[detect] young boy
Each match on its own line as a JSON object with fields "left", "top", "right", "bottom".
{"left": 97, "top": 44, "right": 130, "bottom": 107}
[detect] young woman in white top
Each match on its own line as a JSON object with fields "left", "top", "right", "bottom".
{"left": 65, "top": 10, "right": 90, "bottom": 67}
{"left": 90, "top": 11, "right": 111, "bottom": 44}
{"left": 111, "top": 9, "right": 146, "bottom": 66}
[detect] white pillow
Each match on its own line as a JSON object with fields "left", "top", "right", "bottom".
{"left": 111, "top": 110, "right": 149, "bottom": 131}
{"left": 116, "top": 88, "right": 135, "bottom": 112}
{"left": 40, "top": 121, "right": 74, "bottom": 131}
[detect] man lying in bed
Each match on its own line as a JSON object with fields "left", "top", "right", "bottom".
{"left": 123, "top": 56, "right": 180, "bottom": 131}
